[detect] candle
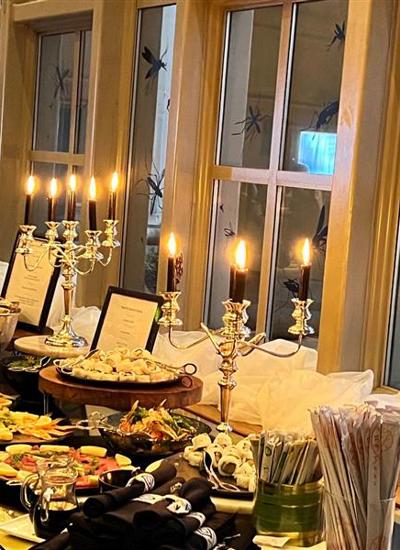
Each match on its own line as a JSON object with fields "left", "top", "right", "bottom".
{"left": 167, "top": 232, "right": 177, "bottom": 292}
{"left": 88, "top": 177, "right": 97, "bottom": 231}
{"left": 299, "top": 238, "right": 311, "bottom": 301}
{"left": 67, "top": 174, "right": 77, "bottom": 220}
{"left": 48, "top": 178, "right": 58, "bottom": 222}
{"left": 24, "top": 176, "right": 35, "bottom": 225}
{"left": 232, "top": 240, "right": 248, "bottom": 303}
{"left": 229, "top": 265, "right": 236, "bottom": 300}
{"left": 108, "top": 172, "right": 118, "bottom": 220}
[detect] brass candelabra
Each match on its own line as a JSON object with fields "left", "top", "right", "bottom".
{"left": 16, "top": 219, "right": 119, "bottom": 348}
{"left": 159, "top": 292, "right": 311, "bottom": 432}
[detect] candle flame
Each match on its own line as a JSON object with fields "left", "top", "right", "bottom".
{"left": 302, "top": 238, "right": 311, "bottom": 265}
{"left": 69, "top": 174, "right": 77, "bottom": 193}
{"left": 235, "top": 240, "right": 247, "bottom": 270}
{"left": 89, "top": 177, "right": 96, "bottom": 200}
{"left": 167, "top": 232, "right": 177, "bottom": 257}
{"left": 111, "top": 172, "right": 118, "bottom": 193}
{"left": 49, "top": 178, "right": 58, "bottom": 198}
{"left": 26, "top": 176, "right": 35, "bottom": 195}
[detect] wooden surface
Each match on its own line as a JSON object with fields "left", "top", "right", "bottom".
{"left": 186, "top": 404, "right": 261, "bottom": 436}
{"left": 39, "top": 366, "right": 203, "bottom": 409}
{"left": 14, "top": 336, "right": 90, "bottom": 359}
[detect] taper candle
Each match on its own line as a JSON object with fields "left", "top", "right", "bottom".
{"left": 108, "top": 172, "right": 118, "bottom": 220}
{"left": 48, "top": 178, "right": 58, "bottom": 222}
{"left": 67, "top": 174, "right": 77, "bottom": 220}
{"left": 232, "top": 240, "right": 248, "bottom": 303}
{"left": 167, "top": 232, "right": 177, "bottom": 292}
{"left": 299, "top": 238, "right": 311, "bottom": 301}
{"left": 88, "top": 177, "right": 97, "bottom": 230}
{"left": 24, "top": 176, "right": 35, "bottom": 225}
{"left": 229, "top": 265, "right": 236, "bottom": 300}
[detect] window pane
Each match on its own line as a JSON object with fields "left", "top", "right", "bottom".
{"left": 30, "top": 162, "right": 69, "bottom": 234}
{"left": 76, "top": 31, "right": 92, "bottom": 153}
{"left": 283, "top": 0, "right": 348, "bottom": 174}
{"left": 34, "top": 33, "right": 75, "bottom": 152}
{"left": 219, "top": 6, "right": 282, "bottom": 169}
{"left": 207, "top": 180, "right": 267, "bottom": 331}
{"left": 269, "top": 188, "right": 330, "bottom": 342}
{"left": 122, "top": 5, "right": 176, "bottom": 293}
{"left": 386, "top": 228, "right": 400, "bottom": 388}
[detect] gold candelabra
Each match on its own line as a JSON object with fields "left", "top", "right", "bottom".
{"left": 16, "top": 219, "right": 119, "bottom": 348}
{"left": 159, "top": 293, "right": 310, "bottom": 432}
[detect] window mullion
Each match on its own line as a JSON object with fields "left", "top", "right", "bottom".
{"left": 269, "top": 0, "right": 294, "bottom": 171}
{"left": 69, "top": 31, "right": 81, "bottom": 155}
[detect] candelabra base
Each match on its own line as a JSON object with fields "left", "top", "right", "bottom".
{"left": 45, "top": 320, "right": 88, "bottom": 348}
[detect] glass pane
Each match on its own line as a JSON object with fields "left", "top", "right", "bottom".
{"left": 219, "top": 6, "right": 282, "bottom": 169}
{"left": 76, "top": 31, "right": 92, "bottom": 153}
{"left": 34, "top": 33, "right": 75, "bottom": 152}
{"left": 283, "top": 0, "right": 348, "bottom": 174}
{"left": 207, "top": 180, "right": 267, "bottom": 331}
{"left": 386, "top": 225, "right": 400, "bottom": 388}
{"left": 270, "top": 188, "right": 330, "bottom": 342}
{"left": 30, "top": 162, "right": 69, "bottom": 235}
{"left": 122, "top": 5, "right": 176, "bottom": 293}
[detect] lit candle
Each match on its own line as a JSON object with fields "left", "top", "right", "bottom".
{"left": 108, "top": 172, "right": 118, "bottom": 220}
{"left": 88, "top": 177, "right": 97, "bottom": 231}
{"left": 67, "top": 174, "right": 77, "bottom": 221}
{"left": 232, "top": 240, "right": 248, "bottom": 303}
{"left": 24, "top": 176, "right": 35, "bottom": 225}
{"left": 299, "top": 238, "right": 311, "bottom": 301}
{"left": 167, "top": 232, "right": 177, "bottom": 292}
{"left": 48, "top": 178, "right": 58, "bottom": 222}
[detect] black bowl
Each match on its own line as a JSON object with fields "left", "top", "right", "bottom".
{"left": 1, "top": 355, "right": 44, "bottom": 403}
{"left": 99, "top": 411, "right": 211, "bottom": 459}
{"left": 99, "top": 468, "right": 140, "bottom": 492}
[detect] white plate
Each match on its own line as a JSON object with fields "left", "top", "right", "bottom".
{"left": 0, "top": 513, "right": 44, "bottom": 543}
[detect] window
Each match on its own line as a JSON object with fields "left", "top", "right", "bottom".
{"left": 122, "top": 4, "right": 176, "bottom": 294}
{"left": 30, "top": 29, "right": 91, "bottom": 232}
{"left": 207, "top": 0, "right": 348, "bottom": 343}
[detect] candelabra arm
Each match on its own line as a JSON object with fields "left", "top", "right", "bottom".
{"left": 166, "top": 325, "right": 211, "bottom": 350}
{"left": 98, "top": 248, "right": 113, "bottom": 267}
{"left": 22, "top": 249, "right": 48, "bottom": 272}
{"left": 240, "top": 334, "right": 303, "bottom": 358}
{"left": 199, "top": 322, "right": 221, "bottom": 353}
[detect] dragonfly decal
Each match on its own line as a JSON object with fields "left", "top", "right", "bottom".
{"left": 327, "top": 21, "right": 346, "bottom": 50}
{"left": 312, "top": 205, "right": 328, "bottom": 254}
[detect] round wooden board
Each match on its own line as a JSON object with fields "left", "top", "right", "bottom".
{"left": 39, "top": 366, "right": 203, "bottom": 410}
{"left": 14, "top": 336, "right": 90, "bottom": 359}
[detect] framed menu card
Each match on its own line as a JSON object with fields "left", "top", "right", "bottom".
{"left": 2, "top": 234, "right": 60, "bottom": 331}
{"left": 92, "top": 287, "right": 163, "bottom": 352}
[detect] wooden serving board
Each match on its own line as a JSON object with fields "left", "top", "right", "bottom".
{"left": 39, "top": 366, "right": 203, "bottom": 410}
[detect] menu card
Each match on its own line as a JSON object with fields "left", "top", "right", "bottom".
{"left": 2, "top": 237, "right": 59, "bottom": 329}
{"left": 93, "top": 288, "right": 162, "bottom": 351}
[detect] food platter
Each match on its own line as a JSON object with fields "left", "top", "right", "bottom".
{"left": 0, "top": 409, "right": 74, "bottom": 445}
{"left": 54, "top": 347, "right": 197, "bottom": 387}
{"left": 97, "top": 404, "right": 211, "bottom": 458}
{"left": 0, "top": 443, "right": 134, "bottom": 491}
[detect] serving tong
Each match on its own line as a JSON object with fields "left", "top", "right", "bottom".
{"left": 203, "top": 451, "right": 241, "bottom": 492}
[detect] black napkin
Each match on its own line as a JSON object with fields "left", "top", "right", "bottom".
{"left": 83, "top": 462, "right": 177, "bottom": 518}
{"left": 30, "top": 532, "right": 71, "bottom": 550}
{"left": 88, "top": 476, "right": 185, "bottom": 539}
{"left": 133, "top": 477, "right": 212, "bottom": 538}
{"left": 151, "top": 498, "right": 216, "bottom": 547}
{"left": 159, "top": 512, "right": 236, "bottom": 550}
{"left": 215, "top": 518, "right": 258, "bottom": 549}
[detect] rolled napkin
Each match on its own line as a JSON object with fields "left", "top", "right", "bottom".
{"left": 133, "top": 477, "right": 212, "bottom": 537}
{"left": 30, "top": 532, "right": 71, "bottom": 550}
{"left": 83, "top": 462, "right": 177, "bottom": 518}
{"left": 96, "top": 476, "right": 185, "bottom": 537}
{"left": 159, "top": 512, "right": 235, "bottom": 550}
{"left": 151, "top": 499, "right": 216, "bottom": 547}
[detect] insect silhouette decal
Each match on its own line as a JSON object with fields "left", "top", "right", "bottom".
{"left": 327, "top": 21, "right": 346, "bottom": 50}
{"left": 142, "top": 46, "right": 167, "bottom": 80}
{"left": 137, "top": 164, "right": 165, "bottom": 215}
{"left": 232, "top": 105, "right": 269, "bottom": 141}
